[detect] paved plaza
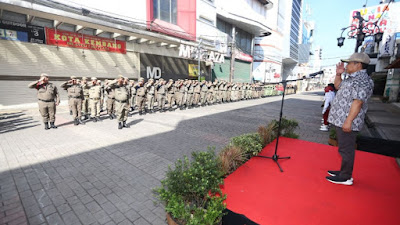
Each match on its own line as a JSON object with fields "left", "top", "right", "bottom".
{"left": 0, "top": 91, "right": 329, "bottom": 225}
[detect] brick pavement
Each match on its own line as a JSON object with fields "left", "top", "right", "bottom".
{"left": 0, "top": 91, "right": 329, "bottom": 225}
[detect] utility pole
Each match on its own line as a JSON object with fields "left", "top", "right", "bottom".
{"left": 229, "top": 27, "right": 236, "bottom": 82}
{"left": 197, "top": 39, "right": 202, "bottom": 81}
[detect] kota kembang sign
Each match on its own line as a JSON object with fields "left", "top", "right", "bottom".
{"left": 45, "top": 28, "right": 126, "bottom": 54}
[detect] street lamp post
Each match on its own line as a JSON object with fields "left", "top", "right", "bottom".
{"left": 337, "top": 11, "right": 383, "bottom": 53}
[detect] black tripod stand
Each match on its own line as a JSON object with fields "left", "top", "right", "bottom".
{"left": 256, "top": 80, "right": 291, "bottom": 172}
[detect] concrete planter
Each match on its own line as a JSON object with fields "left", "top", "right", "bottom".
{"left": 328, "top": 138, "right": 338, "bottom": 146}
{"left": 166, "top": 213, "right": 180, "bottom": 225}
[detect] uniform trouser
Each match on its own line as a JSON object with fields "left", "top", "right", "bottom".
{"left": 136, "top": 96, "right": 145, "bottom": 112}
{"left": 227, "top": 91, "right": 231, "bottom": 102}
{"left": 69, "top": 98, "right": 82, "bottom": 119}
{"left": 186, "top": 94, "right": 193, "bottom": 106}
{"left": 201, "top": 92, "right": 207, "bottom": 105}
{"left": 115, "top": 101, "right": 129, "bottom": 122}
{"left": 167, "top": 93, "right": 175, "bottom": 108}
{"left": 335, "top": 126, "right": 358, "bottom": 180}
{"left": 89, "top": 99, "right": 100, "bottom": 117}
{"left": 213, "top": 92, "right": 219, "bottom": 102}
{"left": 38, "top": 101, "right": 56, "bottom": 123}
{"left": 207, "top": 92, "right": 213, "bottom": 103}
{"left": 147, "top": 94, "right": 154, "bottom": 110}
{"left": 176, "top": 93, "right": 184, "bottom": 106}
{"left": 183, "top": 93, "right": 187, "bottom": 106}
{"left": 194, "top": 93, "right": 200, "bottom": 105}
{"left": 100, "top": 97, "right": 104, "bottom": 110}
{"left": 130, "top": 95, "right": 136, "bottom": 108}
{"left": 82, "top": 97, "right": 89, "bottom": 115}
{"left": 107, "top": 98, "right": 115, "bottom": 115}
{"left": 219, "top": 91, "right": 224, "bottom": 102}
{"left": 157, "top": 94, "right": 166, "bottom": 110}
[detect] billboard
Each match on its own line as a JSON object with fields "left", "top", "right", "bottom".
{"left": 0, "top": 20, "right": 45, "bottom": 43}
{"left": 45, "top": 28, "right": 126, "bottom": 54}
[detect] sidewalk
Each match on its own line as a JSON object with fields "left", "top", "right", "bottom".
{"left": 363, "top": 96, "right": 400, "bottom": 163}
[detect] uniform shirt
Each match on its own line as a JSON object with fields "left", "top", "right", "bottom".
{"left": 157, "top": 84, "right": 166, "bottom": 94}
{"left": 328, "top": 69, "right": 373, "bottom": 131}
{"left": 114, "top": 85, "right": 129, "bottom": 101}
{"left": 61, "top": 82, "right": 83, "bottom": 98}
{"left": 89, "top": 85, "right": 103, "bottom": 99}
{"left": 28, "top": 81, "right": 59, "bottom": 102}
{"left": 136, "top": 84, "right": 146, "bottom": 97}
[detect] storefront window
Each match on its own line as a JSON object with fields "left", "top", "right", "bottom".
{"left": 153, "top": 0, "right": 177, "bottom": 24}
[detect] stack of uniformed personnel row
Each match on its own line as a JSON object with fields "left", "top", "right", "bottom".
{"left": 29, "top": 73, "right": 297, "bottom": 130}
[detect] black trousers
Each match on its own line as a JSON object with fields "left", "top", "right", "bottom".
{"left": 336, "top": 126, "right": 358, "bottom": 180}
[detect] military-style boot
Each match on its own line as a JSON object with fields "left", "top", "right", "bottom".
{"left": 92, "top": 117, "right": 97, "bottom": 123}
{"left": 50, "top": 122, "right": 57, "bottom": 129}
{"left": 74, "top": 119, "right": 79, "bottom": 126}
{"left": 109, "top": 114, "right": 113, "bottom": 120}
{"left": 96, "top": 116, "right": 101, "bottom": 122}
{"left": 123, "top": 121, "right": 130, "bottom": 128}
{"left": 118, "top": 122, "right": 123, "bottom": 129}
{"left": 44, "top": 122, "right": 49, "bottom": 130}
{"left": 78, "top": 119, "right": 85, "bottom": 125}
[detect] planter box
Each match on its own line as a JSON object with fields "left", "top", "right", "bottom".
{"left": 166, "top": 213, "right": 180, "bottom": 225}
{"left": 328, "top": 138, "right": 338, "bottom": 146}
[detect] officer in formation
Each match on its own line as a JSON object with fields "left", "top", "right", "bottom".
{"left": 60, "top": 76, "right": 85, "bottom": 126}
{"left": 28, "top": 73, "right": 60, "bottom": 130}
{"left": 106, "top": 75, "right": 131, "bottom": 129}
{"left": 29, "top": 74, "right": 266, "bottom": 130}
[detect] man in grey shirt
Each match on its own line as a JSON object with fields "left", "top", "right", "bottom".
{"left": 327, "top": 52, "right": 374, "bottom": 185}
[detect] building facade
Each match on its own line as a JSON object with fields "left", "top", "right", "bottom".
{"left": 0, "top": 0, "right": 273, "bottom": 106}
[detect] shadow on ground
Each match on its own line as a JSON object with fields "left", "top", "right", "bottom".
{"left": 0, "top": 111, "right": 40, "bottom": 134}
{"left": 0, "top": 97, "right": 329, "bottom": 225}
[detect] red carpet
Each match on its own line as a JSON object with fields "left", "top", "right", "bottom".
{"left": 222, "top": 137, "right": 400, "bottom": 225}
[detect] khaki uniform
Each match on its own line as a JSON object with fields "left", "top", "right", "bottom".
{"left": 207, "top": 83, "right": 214, "bottom": 104}
{"left": 61, "top": 82, "right": 83, "bottom": 120}
{"left": 226, "top": 84, "right": 232, "bottom": 102}
{"left": 193, "top": 83, "right": 201, "bottom": 106}
{"left": 113, "top": 83, "right": 130, "bottom": 122}
{"left": 136, "top": 84, "right": 146, "bottom": 113}
{"left": 166, "top": 82, "right": 175, "bottom": 108}
{"left": 130, "top": 84, "right": 136, "bottom": 109}
{"left": 28, "top": 81, "right": 60, "bottom": 123}
{"left": 157, "top": 83, "right": 166, "bottom": 111}
{"left": 89, "top": 85, "right": 103, "bottom": 118}
{"left": 82, "top": 84, "right": 90, "bottom": 117}
{"left": 146, "top": 82, "right": 155, "bottom": 110}
{"left": 178, "top": 83, "right": 186, "bottom": 107}
{"left": 200, "top": 83, "right": 208, "bottom": 105}
{"left": 186, "top": 83, "right": 194, "bottom": 107}
{"left": 105, "top": 84, "right": 115, "bottom": 116}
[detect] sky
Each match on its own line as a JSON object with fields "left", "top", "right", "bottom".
{"left": 304, "top": 0, "right": 394, "bottom": 67}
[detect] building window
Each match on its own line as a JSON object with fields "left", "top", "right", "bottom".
{"left": 153, "top": 0, "right": 177, "bottom": 24}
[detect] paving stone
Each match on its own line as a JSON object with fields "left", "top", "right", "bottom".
{"left": 28, "top": 214, "right": 46, "bottom": 225}
{"left": 61, "top": 211, "right": 82, "bottom": 225}
{"left": 46, "top": 212, "right": 65, "bottom": 225}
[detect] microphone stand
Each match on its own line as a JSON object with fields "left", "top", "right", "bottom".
{"left": 255, "top": 80, "right": 291, "bottom": 172}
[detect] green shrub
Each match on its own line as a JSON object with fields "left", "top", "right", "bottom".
{"left": 155, "top": 149, "right": 226, "bottom": 225}
{"left": 219, "top": 145, "right": 246, "bottom": 176}
{"left": 269, "top": 117, "right": 299, "bottom": 139}
{"left": 231, "top": 133, "right": 263, "bottom": 159}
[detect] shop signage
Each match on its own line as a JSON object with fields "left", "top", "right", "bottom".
{"left": 178, "top": 44, "right": 225, "bottom": 64}
{"left": 45, "top": 28, "right": 126, "bottom": 54}
{"left": 236, "top": 52, "right": 253, "bottom": 62}
{"left": 140, "top": 53, "right": 210, "bottom": 81}
{"left": 0, "top": 20, "right": 45, "bottom": 43}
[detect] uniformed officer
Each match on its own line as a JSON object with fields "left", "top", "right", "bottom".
{"left": 129, "top": 80, "right": 136, "bottom": 112}
{"left": 193, "top": 80, "right": 201, "bottom": 107}
{"left": 28, "top": 73, "right": 60, "bottom": 130}
{"left": 135, "top": 78, "right": 146, "bottom": 115}
{"left": 60, "top": 76, "right": 85, "bottom": 126}
{"left": 105, "top": 79, "right": 116, "bottom": 120}
{"left": 200, "top": 80, "right": 208, "bottom": 106}
{"left": 156, "top": 78, "right": 167, "bottom": 112}
{"left": 207, "top": 81, "right": 214, "bottom": 104}
{"left": 81, "top": 77, "right": 91, "bottom": 120}
{"left": 145, "top": 78, "right": 155, "bottom": 113}
{"left": 186, "top": 80, "right": 194, "bottom": 109}
{"left": 109, "top": 75, "right": 130, "bottom": 129}
{"left": 88, "top": 77, "right": 103, "bottom": 122}
{"left": 166, "top": 79, "right": 175, "bottom": 111}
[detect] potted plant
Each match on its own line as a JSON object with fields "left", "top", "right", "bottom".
{"left": 328, "top": 127, "right": 338, "bottom": 146}
{"left": 155, "top": 149, "right": 226, "bottom": 225}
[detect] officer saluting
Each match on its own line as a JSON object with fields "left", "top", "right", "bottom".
{"left": 28, "top": 73, "right": 60, "bottom": 130}
{"left": 108, "top": 75, "right": 130, "bottom": 129}
{"left": 60, "top": 76, "right": 85, "bottom": 126}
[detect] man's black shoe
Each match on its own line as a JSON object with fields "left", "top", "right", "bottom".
{"left": 92, "top": 117, "right": 97, "bottom": 123}
{"left": 118, "top": 122, "right": 123, "bottom": 129}
{"left": 123, "top": 121, "right": 130, "bottom": 128}
{"left": 109, "top": 114, "right": 113, "bottom": 120}
{"left": 78, "top": 119, "right": 85, "bottom": 125}
{"left": 74, "top": 119, "right": 79, "bottom": 126}
{"left": 326, "top": 176, "right": 353, "bottom": 185}
{"left": 50, "top": 122, "right": 57, "bottom": 129}
{"left": 44, "top": 122, "right": 49, "bottom": 130}
{"left": 327, "top": 170, "right": 340, "bottom": 177}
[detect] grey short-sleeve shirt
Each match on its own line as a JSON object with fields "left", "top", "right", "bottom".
{"left": 328, "top": 69, "right": 374, "bottom": 131}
